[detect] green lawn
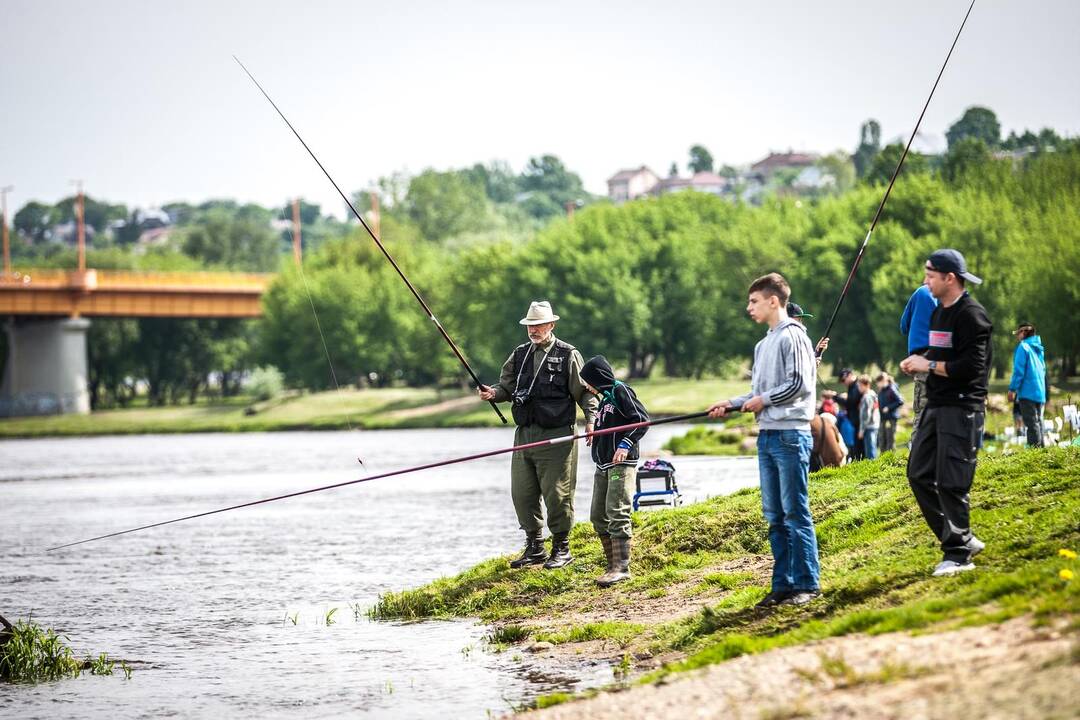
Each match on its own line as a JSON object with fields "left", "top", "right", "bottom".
{"left": 370, "top": 447, "right": 1080, "bottom": 706}
{"left": 0, "top": 376, "right": 751, "bottom": 438}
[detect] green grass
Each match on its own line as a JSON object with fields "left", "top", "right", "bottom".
{"left": 0, "top": 619, "right": 129, "bottom": 683}
{"left": 0, "top": 376, "right": 750, "bottom": 437}
{"left": 371, "top": 447, "right": 1080, "bottom": 688}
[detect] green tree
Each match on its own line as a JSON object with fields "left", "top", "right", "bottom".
{"left": 178, "top": 209, "right": 282, "bottom": 270}
{"left": 404, "top": 169, "right": 489, "bottom": 241}
{"left": 817, "top": 151, "right": 856, "bottom": 194}
{"left": 945, "top": 106, "right": 1001, "bottom": 149}
{"left": 942, "top": 136, "right": 992, "bottom": 183}
{"left": 688, "top": 145, "right": 714, "bottom": 174}
{"left": 518, "top": 155, "right": 587, "bottom": 220}
{"left": 13, "top": 201, "right": 53, "bottom": 243}
{"left": 864, "top": 143, "right": 929, "bottom": 186}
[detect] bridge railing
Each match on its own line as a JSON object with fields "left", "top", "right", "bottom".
{"left": 0, "top": 269, "right": 272, "bottom": 292}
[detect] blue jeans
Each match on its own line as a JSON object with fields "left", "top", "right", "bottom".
{"left": 757, "top": 429, "right": 820, "bottom": 592}
{"left": 863, "top": 428, "right": 879, "bottom": 460}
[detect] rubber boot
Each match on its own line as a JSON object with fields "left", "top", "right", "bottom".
{"left": 543, "top": 532, "right": 574, "bottom": 569}
{"left": 595, "top": 534, "right": 613, "bottom": 586}
{"left": 597, "top": 537, "right": 631, "bottom": 587}
{"left": 509, "top": 531, "right": 547, "bottom": 569}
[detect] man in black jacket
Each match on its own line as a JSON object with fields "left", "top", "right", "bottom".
{"left": 900, "top": 249, "right": 992, "bottom": 577}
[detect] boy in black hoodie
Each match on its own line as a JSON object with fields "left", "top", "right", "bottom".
{"left": 579, "top": 356, "right": 649, "bottom": 587}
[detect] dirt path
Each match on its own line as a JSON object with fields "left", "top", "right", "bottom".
{"left": 525, "top": 616, "right": 1079, "bottom": 720}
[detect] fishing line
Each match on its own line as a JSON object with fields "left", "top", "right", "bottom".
{"left": 817, "top": 0, "right": 976, "bottom": 355}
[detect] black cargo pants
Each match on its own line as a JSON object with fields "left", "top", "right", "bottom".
{"left": 906, "top": 405, "right": 984, "bottom": 563}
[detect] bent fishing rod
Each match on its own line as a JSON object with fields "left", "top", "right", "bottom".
{"left": 47, "top": 411, "right": 710, "bottom": 552}
{"left": 816, "top": 0, "right": 975, "bottom": 357}
{"left": 234, "top": 56, "right": 507, "bottom": 425}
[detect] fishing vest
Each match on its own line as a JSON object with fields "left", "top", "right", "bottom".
{"left": 510, "top": 339, "right": 576, "bottom": 428}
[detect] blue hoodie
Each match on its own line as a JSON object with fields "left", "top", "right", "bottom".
{"left": 1009, "top": 335, "right": 1047, "bottom": 403}
{"left": 899, "top": 285, "right": 938, "bottom": 354}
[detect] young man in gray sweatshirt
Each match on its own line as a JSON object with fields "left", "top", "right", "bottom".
{"left": 709, "top": 273, "right": 820, "bottom": 607}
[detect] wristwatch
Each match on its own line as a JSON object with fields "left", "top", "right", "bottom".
{"left": 928, "top": 360, "right": 938, "bottom": 372}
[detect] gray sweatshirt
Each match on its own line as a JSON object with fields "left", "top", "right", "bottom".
{"left": 859, "top": 390, "right": 880, "bottom": 430}
{"left": 729, "top": 318, "right": 817, "bottom": 430}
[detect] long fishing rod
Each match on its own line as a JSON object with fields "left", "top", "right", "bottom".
{"left": 816, "top": 0, "right": 975, "bottom": 356}
{"left": 47, "top": 411, "right": 709, "bottom": 552}
{"left": 234, "top": 56, "right": 507, "bottom": 425}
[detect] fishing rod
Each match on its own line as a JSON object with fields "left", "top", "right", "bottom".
{"left": 46, "top": 411, "right": 710, "bottom": 552}
{"left": 234, "top": 56, "right": 507, "bottom": 425}
{"left": 816, "top": 0, "right": 975, "bottom": 357}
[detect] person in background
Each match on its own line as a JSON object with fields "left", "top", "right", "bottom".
{"left": 857, "top": 375, "right": 880, "bottom": 460}
{"left": 840, "top": 369, "right": 864, "bottom": 460}
{"left": 1008, "top": 322, "right": 1047, "bottom": 447}
{"left": 875, "top": 372, "right": 904, "bottom": 453}
{"left": 900, "top": 284, "right": 939, "bottom": 440}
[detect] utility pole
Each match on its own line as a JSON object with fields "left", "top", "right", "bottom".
{"left": 1, "top": 185, "right": 12, "bottom": 276}
{"left": 370, "top": 191, "right": 380, "bottom": 238}
{"left": 70, "top": 180, "right": 85, "bottom": 272}
{"left": 291, "top": 197, "right": 302, "bottom": 265}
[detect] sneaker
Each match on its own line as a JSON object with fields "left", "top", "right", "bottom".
{"left": 755, "top": 590, "right": 792, "bottom": 608}
{"left": 932, "top": 560, "right": 975, "bottom": 577}
{"left": 779, "top": 590, "right": 821, "bottom": 606}
{"left": 966, "top": 536, "right": 985, "bottom": 559}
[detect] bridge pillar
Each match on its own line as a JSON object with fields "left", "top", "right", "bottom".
{"left": 1, "top": 317, "right": 91, "bottom": 417}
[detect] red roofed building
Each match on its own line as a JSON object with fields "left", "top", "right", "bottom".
{"left": 607, "top": 166, "right": 661, "bottom": 203}
{"left": 750, "top": 151, "right": 818, "bottom": 177}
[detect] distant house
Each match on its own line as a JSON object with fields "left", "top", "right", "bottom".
{"left": 792, "top": 166, "right": 835, "bottom": 192}
{"left": 654, "top": 171, "right": 730, "bottom": 197}
{"left": 750, "top": 151, "right": 818, "bottom": 178}
{"left": 607, "top": 166, "right": 660, "bottom": 203}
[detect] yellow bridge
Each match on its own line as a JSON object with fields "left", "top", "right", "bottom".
{"left": 0, "top": 269, "right": 272, "bottom": 318}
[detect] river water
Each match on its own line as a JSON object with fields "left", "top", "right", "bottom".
{"left": 1, "top": 425, "right": 757, "bottom": 719}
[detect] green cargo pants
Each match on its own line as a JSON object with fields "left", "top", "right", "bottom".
{"left": 591, "top": 465, "right": 637, "bottom": 539}
{"left": 511, "top": 424, "right": 578, "bottom": 535}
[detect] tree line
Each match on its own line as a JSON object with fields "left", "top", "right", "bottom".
{"left": 265, "top": 135, "right": 1079, "bottom": 393}
{"left": 3, "top": 112, "right": 1076, "bottom": 408}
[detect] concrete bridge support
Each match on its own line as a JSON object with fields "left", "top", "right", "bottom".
{"left": 1, "top": 317, "right": 91, "bottom": 417}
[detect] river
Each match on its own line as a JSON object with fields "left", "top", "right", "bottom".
{"left": 1, "top": 426, "right": 758, "bottom": 718}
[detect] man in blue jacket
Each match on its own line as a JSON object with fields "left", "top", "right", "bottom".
{"left": 899, "top": 284, "right": 938, "bottom": 439}
{"left": 1008, "top": 322, "right": 1047, "bottom": 447}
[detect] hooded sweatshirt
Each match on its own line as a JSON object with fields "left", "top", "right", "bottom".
{"left": 1009, "top": 335, "right": 1047, "bottom": 403}
{"left": 729, "top": 317, "right": 817, "bottom": 430}
{"left": 579, "top": 356, "right": 649, "bottom": 469}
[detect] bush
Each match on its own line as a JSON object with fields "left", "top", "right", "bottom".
{"left": 245, "top": 366, "right": 285, "bottom": 401}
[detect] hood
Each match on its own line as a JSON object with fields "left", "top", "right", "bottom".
{"left": 1022, "top": 335, "right": 1044, "bottom": 357}
{"left": 580, "top": 355, "right": 617, "bottom": 391}
{"left": 771, "top": 317, "right": 806, "bottom": 335}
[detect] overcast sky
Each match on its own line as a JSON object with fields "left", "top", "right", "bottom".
{"left": 3, "top": 0, "right": 1078, "bottom": 218}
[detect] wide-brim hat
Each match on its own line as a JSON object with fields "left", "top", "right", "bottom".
{"left": 520, "top": 300, "right": 560, "bottom": 326}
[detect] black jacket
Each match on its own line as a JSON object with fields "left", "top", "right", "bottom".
{"left": 925, "top": 291, "right": 993, "bottom": 411}
{"left": 580, "top": 356, "right": 649, "bottom": 469}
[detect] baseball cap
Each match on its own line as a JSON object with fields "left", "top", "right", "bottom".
{"left": 926, "top": 248, "right": 982, "bottom": 285}
{"left": 787, "top": 302, "right": 814, "bottom": 319}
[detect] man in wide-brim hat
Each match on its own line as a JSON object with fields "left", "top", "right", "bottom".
{"left": 479, "top": 301, "right": 597, "bottom": 569}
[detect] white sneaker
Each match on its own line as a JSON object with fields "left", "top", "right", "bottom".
{"left": 932, "top": 560, "right": 975, "bottom": 577}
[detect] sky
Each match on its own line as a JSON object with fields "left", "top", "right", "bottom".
{"left": 3, "top": 0, "right": 1079, "bottom": 219}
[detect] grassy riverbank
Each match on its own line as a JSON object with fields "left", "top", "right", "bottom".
{"left": 370, "top": 448, "right": 1079, "bottom": 709}
{"left": 0, "top": 377, "right": 747, "bottom": 438}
